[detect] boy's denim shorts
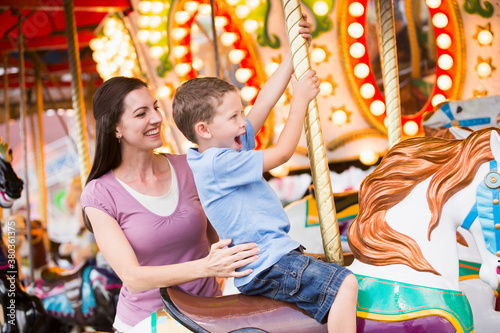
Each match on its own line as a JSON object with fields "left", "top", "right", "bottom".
{"left": 237, "top": 248, "right": 352, "bottom": 323}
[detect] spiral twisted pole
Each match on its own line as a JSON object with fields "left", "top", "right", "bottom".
{"left": 63, "top": 0, "right": 90, "bottom": 188}
{"left": 375, "top": 0, "right": 402, "bottom": 147}
{"left": 282, "top": 0, "right": 343, "bottom": 265}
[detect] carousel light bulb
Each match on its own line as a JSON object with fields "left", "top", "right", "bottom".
{"left": 359, "top": 149, "right": 378, "bottom": 166}
{"left": 478, "top": 30, "right": 493, "bottom": 46}
{"left": 235, "top": 5, "right": 250, "bottom": 19}
{"left": 92, "top": 50, "right": 105, "bottom": 63}
{"left": 184, "top": 1, "right": 199, "bottom": 14}
{"left": 173, "top": 45, "right": 189, "bottom": 58}
{"left": 124, "top": 59, "right": 135, "bottom": 70}
{"left": 199, "top": 4, "right": 212, "bottom": 16}
{"left": 319, "top": 81, "right": 333, "bottom": 96}
{"left": 246, "top": 0, "right": 261, "bottom": 10}
{"left": 348, "top": 23, "right": 364, "bottom": 38}
{"left": 241, "top": 86, "right": 259, "bottom": 101}
{"left": 354, "top": 63, "right": 370, "bottom": 79}
{"left": 370, "top": 100, "right": 385, "bottom": 116}
{"left": 348, "top": 2, "right": 364, "bottom": 17}
{"left": 265, "top": 62, "right": 279, "bottom": 76}
{"left": 244, "top": 19, "right": 259, "bottom": 33}
{"left": 244, "top": 105, "right": 252, "bottom": 115}
{"left": 136, "top": 15, "right": 149, "bottom": 29}
{"left": 331, "top": 110, "right": 347, "bottom": 126}
{"left": 175, "top": 63, "right": 192, "bottom": 77}
{"left": 136, "top": 30, "right": 150, "bottom": 43}
{"left": 120, "top": 69, "right": 133, "bottom": 77}
{"left": 105, "top": 17, "right": 120, "bottom": 28}
{"left": 149, "top": 30, "right": 163, "bottom": 44}
{"left": 235, "top": 68, "right": 253, "bottom": 83}
{"left": 109, "top": 62, "right": 118, "bottom": 73}
{"left": 437, "top": 54, "right": 453, "bottom": 70}
{"left": 175, "top": 11, "right": 191, "bottom": 25}
{"left": 191, "top": 40, "right": 200, "bottom": 53}
{"left": 276, "top": 94, "right": 287, "bottom": 106}
{"left": 228, "top": 49, "right": 246, "bottom": 64}
{"left": 46, "top": 109, "right": 55, "bottom": 117}
{"left": 192, "top": 57, "right": 204, "bottom": 70}
{"left": 172, "top": 28, "right": 188, "bottom": 41}
{"left": 191, "top": 24, "right": 200, "bottom": 35}
{"left": 432, "top": 94, "right": 446, "bottom": 107}
{"left": 311, "top": 48, "right": 326, "bottom": 63}
{"left": 221, "top": 32, "right": 239, "bottom": 46}
{"left": 360, "top": 83, "right": 375, "bottom": 99}
{"left": 149, "top": 46, "right": 165, "bottom": 59}
{"left": 114, "top": 55, "right": 125, "bottom": 66}
{"left": 313, "top": 1, "right": 329, "bottom": 16}
{"left": 89, "top": 38, "right": 104, "bottom": 51}
{"left": 227, "top": 0, "right": 240, "bottom": 5}
{"left": 432, "top": 13, "right": 448, "bottom": 29}
{"left": 403, "top": 121, "right": 419, "bottom": 136}
{"left": 269, "top": 163, "right": 290, "bottom": 178}
{"left": 151, "top": 1, "right": 164, "bottom": 14}
{"left": 103, "top": 25, "right": 117, "bottom": 37}
{"left": 149, "top": 15, "right": 163, "bottom": 29}
{"left": 137, "top": 1, "right": 152, "bottom": 14}
{"left": 477, "top": 62, "right": 492, "bottom": 78}
{"left": 215, "top": 16, "right": 229, "bottom": 29}
{"left": 436, "top": 33, "right": 452, "bottom": 49}
{"left": 425, "top": 0, "right": 442, "bottom": 9}
{"left": 349, "top": 42, "right": 366, "bottom": 58}
{"left": 156, "top": 86, "right": 172, "bottom": 99}
{"left": 437, "top": 75, "right": 452, "bottom": 91}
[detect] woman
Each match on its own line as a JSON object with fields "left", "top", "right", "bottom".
{"left": 80, "top": 77, "right": 259, "bottom": 332}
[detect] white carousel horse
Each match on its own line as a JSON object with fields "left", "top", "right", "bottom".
{"left": 348, "top": 127, "right": 500, "bottom": 333}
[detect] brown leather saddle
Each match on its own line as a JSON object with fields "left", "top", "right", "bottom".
{"left": 160, "top": 287, "right": 327, "bottom": 333}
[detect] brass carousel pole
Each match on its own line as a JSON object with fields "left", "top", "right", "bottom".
{"left": 63, "top": 0, "right": 90, "bottom": 188}
{"left": 17, "top": 12, "right": 35, "bottom": 282}
{"left": 282, "top": 0, "right": 343, "bottom": 265}
{"left": 374, "top": 0, "right": 402, "bottom": 147}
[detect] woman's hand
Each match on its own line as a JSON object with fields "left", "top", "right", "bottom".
{"left": 299, "top": 14, "right": 312, "bottom": 47}
{"left": 204, "top": 239, "right": 260, "bottom": 278}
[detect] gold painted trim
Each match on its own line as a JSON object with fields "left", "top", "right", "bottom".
{"left": 327, "top": 128, "right": 387, "bottom": 151}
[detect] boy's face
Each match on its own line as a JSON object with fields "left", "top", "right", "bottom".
{"left": 206, "top": 91, "right": 247, "bottom": 151}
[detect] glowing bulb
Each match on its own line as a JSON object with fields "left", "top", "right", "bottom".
{"left": 104, "top": 25, "right": 117, "bottom": 37}
{"left": 432, "top": 13, "right": 448, "bottom": 29}
{"left": 354, "top": 63, "right": 370, "bottom": 78}
{"left": 227, "top": 0, "right": 240, "bottom": 5}
{"left": 221, "top": 32, "right": 238, "bottom": 46}
{"left": 437, "top": 54, "right": 453, "bottom": 70}
{"left": 313, "top": 1, "right": 329, "bottom": 16}
{"left": 241, "top": 86, "right": 259, "bottom": 101}
{"left": 228, "top": 49, "right": 246, "bottom": 64}
{"left": 215, "top": 16, "right": 229, "bottom": 29}
{"left": 149, "top": 46, "right": 165, "bottom": 59}
{"left": 425, "top": 0, "right": 442, "bottom": 8}
{"left": 199, "top": 4, "right": 212, "bottom": 15}
{"left": 235, "top": 5, "right": 250, "bottom": 19}
{"left": 478, "top": 30, "right": 493, "bottom": 46}
{"left": 436, "top": 33, "right": 452, "bottom": 49}
{"left": 244, "top": 19, "right": 259, "bottom": 33}
{"left": 360, "top": 149, "right": 378, "bottom": 165}
{"left": 265, "top": 62, "right": 279, "bottom": 76}
{"left": 114, "top": 55, "right": 125, "bottom": 66}
{"left": 269, "top": 163, "right": 290, "bottom": 178}
{"left": 137, "top": 1, "right": 152, "bottom": 14}
{"left": 149, "top": 30, "right": 163, "bottom": 44}
{"left": 349, "top": 42, "right": 366, "bottom": 58}
{"left": 370, "top": 100, "right": 385, "bottom": 116}
{"left": 175, "top": 11, "right": 190, "bottom": 25}
{"left": 191, "top": 24, "right": 200, "bottom": 35}
{"left": 235, "top": 68, "right": 253, "bottom": 83}
{"left": 477, "top": 62, "right": 492, "bottom": 78}
{"left": 172, "top": 28, "right": 188, "bottom": 41}
{"left": 311, "top": 48, "right": 327, "bottom": 63}
{"left": 173, "top": 45, "right": 189, "bottom": 58}
{"left": 348, "top": 2, "right": 364, "bottom": 17}
{"left": 432, "top": 94, "right": 446, "bottom": 107}
{"left": 149, "top": 16, "right": 163, "bottom": 29}
{"left": 319, "top": 81, "right": 333, "bottom": 96}
{"left": 331, "top": 110, "right": 347, "bottom": 126}
{"left": 192, "top": 57, "right": 204, "bottom": 70}
{"left": 348, "top": 23, "right": 364, "bottom": 38}
{"left": 175, "top": 63, "right": 192, "bottom": 77}
{"left": 190, "top": 41, "right": 200, "bottom": 53}
{"left": 124, "top": 60, "right": 135, "bottom": 70}
{"left": 92, "top": 50, "right": 105, "bottom": 63}
{"left": 403, "top": 121, "right": 419, "bottom": 136}
{"left": 184, "top": 1, "right": 199, "bottom": 14}
{"left": 360, "top": 83, "right": 375, "bottom": 99}
{"left": 437, "top": 75, "right": 452, "bottom": 90}
{"left": 137, "top": 30, "right": 150, "bottom": 43}
{"left": 246, "top": 0, "right": 261, "bottom": 10}
{"left": 89, "top": 38, "right": 104, "bottom": 51}
{"left": 244, "top": 105, "right": 252, "bottom": 115}
{"left": 151, "top": 1, "right": 164, "bottom": 14}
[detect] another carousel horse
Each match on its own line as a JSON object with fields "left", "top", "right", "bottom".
{"left": 348, "top": 127, "right": 500, "bottom": 332}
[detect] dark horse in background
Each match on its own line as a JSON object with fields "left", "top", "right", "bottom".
{"left": 0, "top": 138, "right": 121, "bottom": 332}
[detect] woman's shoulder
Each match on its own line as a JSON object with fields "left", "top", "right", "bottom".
{"left": 163, "top": 153, "right": 188, "bottom": 168}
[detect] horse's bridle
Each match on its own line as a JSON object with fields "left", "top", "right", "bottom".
{"left": 440, "top": 103, "right": 491, "bottom": 128}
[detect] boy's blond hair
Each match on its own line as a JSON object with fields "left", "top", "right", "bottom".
{"left": 173, "top": 77, "right": 237, "bottom": 143}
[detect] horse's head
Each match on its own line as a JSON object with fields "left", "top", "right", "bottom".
{"left": 0, "top": 138, "right": 23, "bottom": 208}
{"left": 423, "top": 96, "right": 500, "bottom": 136}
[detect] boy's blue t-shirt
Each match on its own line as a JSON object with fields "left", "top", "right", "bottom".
{"left": 187, "top": 119, "right": 300, "bottom": 287}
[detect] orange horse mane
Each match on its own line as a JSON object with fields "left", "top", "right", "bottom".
{"left": 348, "top": 127, "right": 499, "bottom": 274}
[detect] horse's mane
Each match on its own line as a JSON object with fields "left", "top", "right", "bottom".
{"left": 348, "top": 127, "right": 498, "bottom": 274}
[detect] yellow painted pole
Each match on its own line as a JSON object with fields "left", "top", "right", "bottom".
{"left": 282, "top": 0, "right": 343, "bottom": 265}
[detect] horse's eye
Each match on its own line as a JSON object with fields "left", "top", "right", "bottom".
{"left": 456, "top": 106, "right": 463, "bottom": 113}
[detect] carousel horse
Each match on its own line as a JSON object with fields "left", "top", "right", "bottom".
{"left": 161, "top": 128, "right": 500, "bottom": 332}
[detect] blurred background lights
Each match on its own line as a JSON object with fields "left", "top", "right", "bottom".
{"left": 229, "top": 49, "right": 247, "bottom": 64}
{"left": 359, "top": 149, "right": 378, "bottom": 165}
{"left": 319, "top": 81, "right": 333, "bottom": 96}
{"left": 241, "top": 86, "right": 259, "bottom": 101}
{"left": 354, "top": 63, "right": 370, "bottom": 79}
{"left": 349, "top": 43, "right": 366, "bottom": 58}
{"left": 436, "top": 34, "right": 452, "bottom": 49}
{"left": 311, "top": 47, "right": 327, "bottom": 63}
{"left": 138, "top": 1, "right": 152, "bottom": 14}
{"left": 432, "top": 94, "right": 446, "bottom": 107}
{"left": 313, "top": 1, "right": 329, "bottom": 16}
{"left": 360, "top": 83, "right": 375, "bottom": 99}
{"left": 437, "top": 75, "right": 452, "bottom": 90}
{"left": 244, "top": 19, "right": 259, "bottom": 33}
{"left": 476, "top": 61, "right": 493, "bottom": 78}
{"left": 175, "top": 63, "right": 192, "bottom": 77}
{"left": 215, "top": 16, "right": 229, "bottom": 29}
{"left": 425, "top": 0, "right": 442, "bottom": 9}
{"left": 432, "top": 13, "right": 448, "bottom": 29}
{"left": 235, "top": 5, "right": 250, "bottom": 19}
{"left": 403, "top": 121, "right": 419, "bottom": 136}
{"left": 174, "top": 11, "right": 190, "bottom": 25}
{"left": 348, "top": 2, "right": 364, "bottom": 17}
{"left": 437, "top": 54, "right": 453, "bottom": 70}
{"left": 235, "top": 68, "right": 253, "bottom": 83}
{"left": 265, "top": 62, "right": 279, "bottom": 76}
{"left": 331, "top": 110, "right": 348, "bottom": 126}
{"left": 478, "top": 29, "right": 493, "bottom": 46}
{"left": 347, "top": 23, "right": 364, "bottom": 38}
{"left": 370, "top": 100, "right": 385, "bottom": 116}
{"left": 221, "top": 32, "right": 239, "bottom": 46}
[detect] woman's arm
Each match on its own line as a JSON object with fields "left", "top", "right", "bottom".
{"left": 86, "top": 207, "right": 259, "bottom": 294}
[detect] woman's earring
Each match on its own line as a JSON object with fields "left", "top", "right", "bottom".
{"left": 117, "top": 135, "right": 121, "bottom": 144}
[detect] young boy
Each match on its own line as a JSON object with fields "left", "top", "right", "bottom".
{"left": 172, "top": 24, "right": 357, "bottom": 332}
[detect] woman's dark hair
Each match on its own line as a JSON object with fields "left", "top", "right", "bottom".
{"left": 83, "top": 76, "right": 147, "bottom": 231}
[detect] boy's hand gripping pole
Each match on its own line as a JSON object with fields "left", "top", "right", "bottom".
{"left": 282, "top": 0, "right": 343, "bottom": 265}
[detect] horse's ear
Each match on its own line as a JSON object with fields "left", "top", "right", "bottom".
{"left": 490, "top": 130, "right": 500, "bottom": 161}
{"left": 449, "top": 127, "right": 473, "bottom": 139}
